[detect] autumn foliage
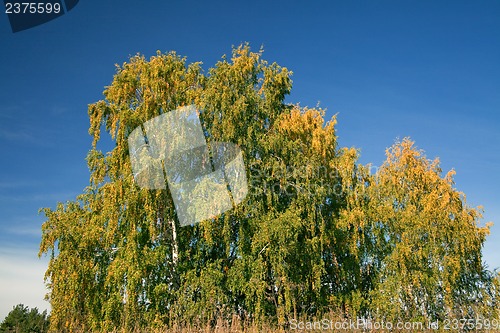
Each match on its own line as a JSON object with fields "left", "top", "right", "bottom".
{"left": 38, "top": 45, "right": 499, "bottom": 332}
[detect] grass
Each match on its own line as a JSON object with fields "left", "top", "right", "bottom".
{"left": 90, "top": 312, "right": 465, "bottom": 333}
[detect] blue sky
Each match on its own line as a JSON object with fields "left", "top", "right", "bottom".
{"left": 1, "top": 0, "right": 499, "bottom": 321}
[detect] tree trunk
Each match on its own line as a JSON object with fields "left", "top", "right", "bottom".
{"left": 170, "top": 218, "right": 178, "bottom": 265}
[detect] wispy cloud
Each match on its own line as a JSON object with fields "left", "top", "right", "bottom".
{"left": 0, "top": 180, "right": 43, "bottom": 190}
{"left": 0, "top": 105, "right": 24, "bottom": 121}
{"left": 2, "top": 223, "right": 42, "bottom": 238}
{"left": 0, "top": 245, "right": 50, "bottom": 321}
{"left": 0, "top": 103, "right": 61, "bottom": 147}
{"left": 0, "top": 129, "right": 39, "bottom": 144}
{"left": 0, "top": 190, "right": 79, "bottom": 203}
{"left": 49, "top": 105, "right": 69, "bottom": 116}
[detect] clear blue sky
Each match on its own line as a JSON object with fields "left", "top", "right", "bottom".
{"left": 1, "top": 0, "right": 499, "bottom": 320}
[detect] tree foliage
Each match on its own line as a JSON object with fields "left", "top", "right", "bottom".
{"left": 39, "top": 45, "right": 499, "bottom": 332}
{"left": 339, "top": 139, "right": 499, "bottom": 321}
{"left": 0, "top": 304, "right": 49, "bottom": 333}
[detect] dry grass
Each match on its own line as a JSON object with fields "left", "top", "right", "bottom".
{"left": 97, "top": 312, "right": 454, "bottom": 333}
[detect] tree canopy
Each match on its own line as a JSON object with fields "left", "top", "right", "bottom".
{"left": 0, "top": 304, "right": 49, "bottom": 333}
{"left": 39, "top": 44, "right": 499, "bottom": 332}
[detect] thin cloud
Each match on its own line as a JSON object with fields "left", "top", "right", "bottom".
{"left": 50, "top": 106, "right": 69, "bottom": 116}
{"left": 0, "top": 190, "right": 80, "bottom": 203}
{"left": 0, "top": 129, "right": 39, "bottom": 144}
{"left": 0, "top": 180, "right": 43, "bottom": 189}
{"left": 2, "top": 224, "right": 42, "bottom": 238}
{"left": 0, "top": 245, "right": 51, "bottom": 322}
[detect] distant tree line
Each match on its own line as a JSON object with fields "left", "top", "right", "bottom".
{"left": 0, "top": 304, "right": 49, "bottom": 333}
{"left": 38, "top": 45, "right": 499, "bottom": 332}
